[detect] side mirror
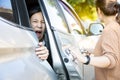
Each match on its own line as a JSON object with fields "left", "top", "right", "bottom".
{"left": 88, "top": 23, "right": 104, "bottom": 35}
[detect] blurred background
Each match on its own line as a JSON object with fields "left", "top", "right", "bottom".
{"left": 66, "top": 0, "right": 97, "bottom": 21}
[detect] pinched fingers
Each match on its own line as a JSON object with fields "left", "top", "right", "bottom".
{"left": 35, "top": 45, "right": 49, "bottom": 60}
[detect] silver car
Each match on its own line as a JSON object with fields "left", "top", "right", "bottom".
{"left": 0, "top": 0, "right": 103, "bottom": 80}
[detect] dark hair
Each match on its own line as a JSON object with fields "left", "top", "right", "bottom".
{"left": 95, "top": 0, "right": 120, "bottom": 24}
{"left": 29, "top": 6, "right": 41, "bottom": 17}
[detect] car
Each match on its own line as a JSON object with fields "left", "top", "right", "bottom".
{"left": 0, "top": 0, "right": 103, "bottom": 80}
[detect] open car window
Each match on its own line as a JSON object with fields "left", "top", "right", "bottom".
{"left": 59, "top": 1, "right": 83, "bottom": 34}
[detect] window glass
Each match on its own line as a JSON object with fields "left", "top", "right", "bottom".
{"left": 62, "top": 7, "right": 83, "bottom": 34}
{"left": 43, "top": 0, "right": 69, "bottom": 33}
{"left": 0, "top": 0, "right": 14, "bottom": 22}
{"left": 59, "top": 1, "right": 83, "bottom": 34}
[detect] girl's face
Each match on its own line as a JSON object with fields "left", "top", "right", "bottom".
{"left": 30, "top": 12, "right": 45, "bottom": 41}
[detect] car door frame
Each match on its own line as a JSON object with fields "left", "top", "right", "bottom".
{"left": 39, "top": 0, "right": 83, "bottom": 80}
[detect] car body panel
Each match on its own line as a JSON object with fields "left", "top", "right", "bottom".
{"left": 0, "top": 17, "right": 57, "bottom": 80}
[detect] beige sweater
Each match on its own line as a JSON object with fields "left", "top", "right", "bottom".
{"left": 93, "top": 22, "right": 120, "bottom": 80}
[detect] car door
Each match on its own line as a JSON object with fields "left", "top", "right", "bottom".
{"left": 58, "top": 1, "right": 96, "bottom": 80}
{"left": 40, "top": 0, "right": 83, "bottom": 80}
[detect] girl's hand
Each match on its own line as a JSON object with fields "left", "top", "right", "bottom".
{"left": 35, "top": 42, "right": 49, "bottom": 60}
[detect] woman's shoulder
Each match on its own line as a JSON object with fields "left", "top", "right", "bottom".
{"left": 102, "top": 22, "right": 120, "bottom": 37}
{"left": 105, "top": 21, "right": 120, "bottom": 31}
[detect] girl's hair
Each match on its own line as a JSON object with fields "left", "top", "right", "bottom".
{"left": 29, "top": 6, "right": 41, "bottom": 17}
{"left": 95, "top": 0, "right": 120, "bottom": 24}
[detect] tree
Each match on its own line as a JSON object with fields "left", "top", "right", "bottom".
{"left": 67, "top": 0, "right": 98, "bottom": 21}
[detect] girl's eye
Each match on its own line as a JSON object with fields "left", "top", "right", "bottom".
{"left": 33, "top": 20, "right": 37, "bottom": 23}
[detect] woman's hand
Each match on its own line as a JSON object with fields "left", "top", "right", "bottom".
{"left": 35, "top": 42, "right": 49, "bottom": 60}
{"left": 68, "top": 47, "right": 88, "bottom": 64}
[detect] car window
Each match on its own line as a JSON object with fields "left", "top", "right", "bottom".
{"left": 59, "top": 1, "right": 83, "bottom": 34}
{"left": 43, "top": 0, "right": 69, "bottom": 33}
{"left": 0, "top": 0, "right": 14, "bottom": 22}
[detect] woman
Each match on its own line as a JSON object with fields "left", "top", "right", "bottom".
{"left": 29, "top": 6, "right": 49, "bottom": 60}
{"left": 70, "top": 0, "right": 120, "bottom": 80}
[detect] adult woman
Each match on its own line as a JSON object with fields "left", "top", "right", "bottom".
{"left": 70, "top": 0, "right": 120, "bottom": 80}
{"left": 29, "top": 6, "right": 49, "bottom": 60}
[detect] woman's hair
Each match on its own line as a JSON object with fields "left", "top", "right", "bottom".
{"left": 29, "top": 6, "right": 41, "bottom": 18}
{"left": 95, "top": 0, "right": 120, "bottom": 24}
